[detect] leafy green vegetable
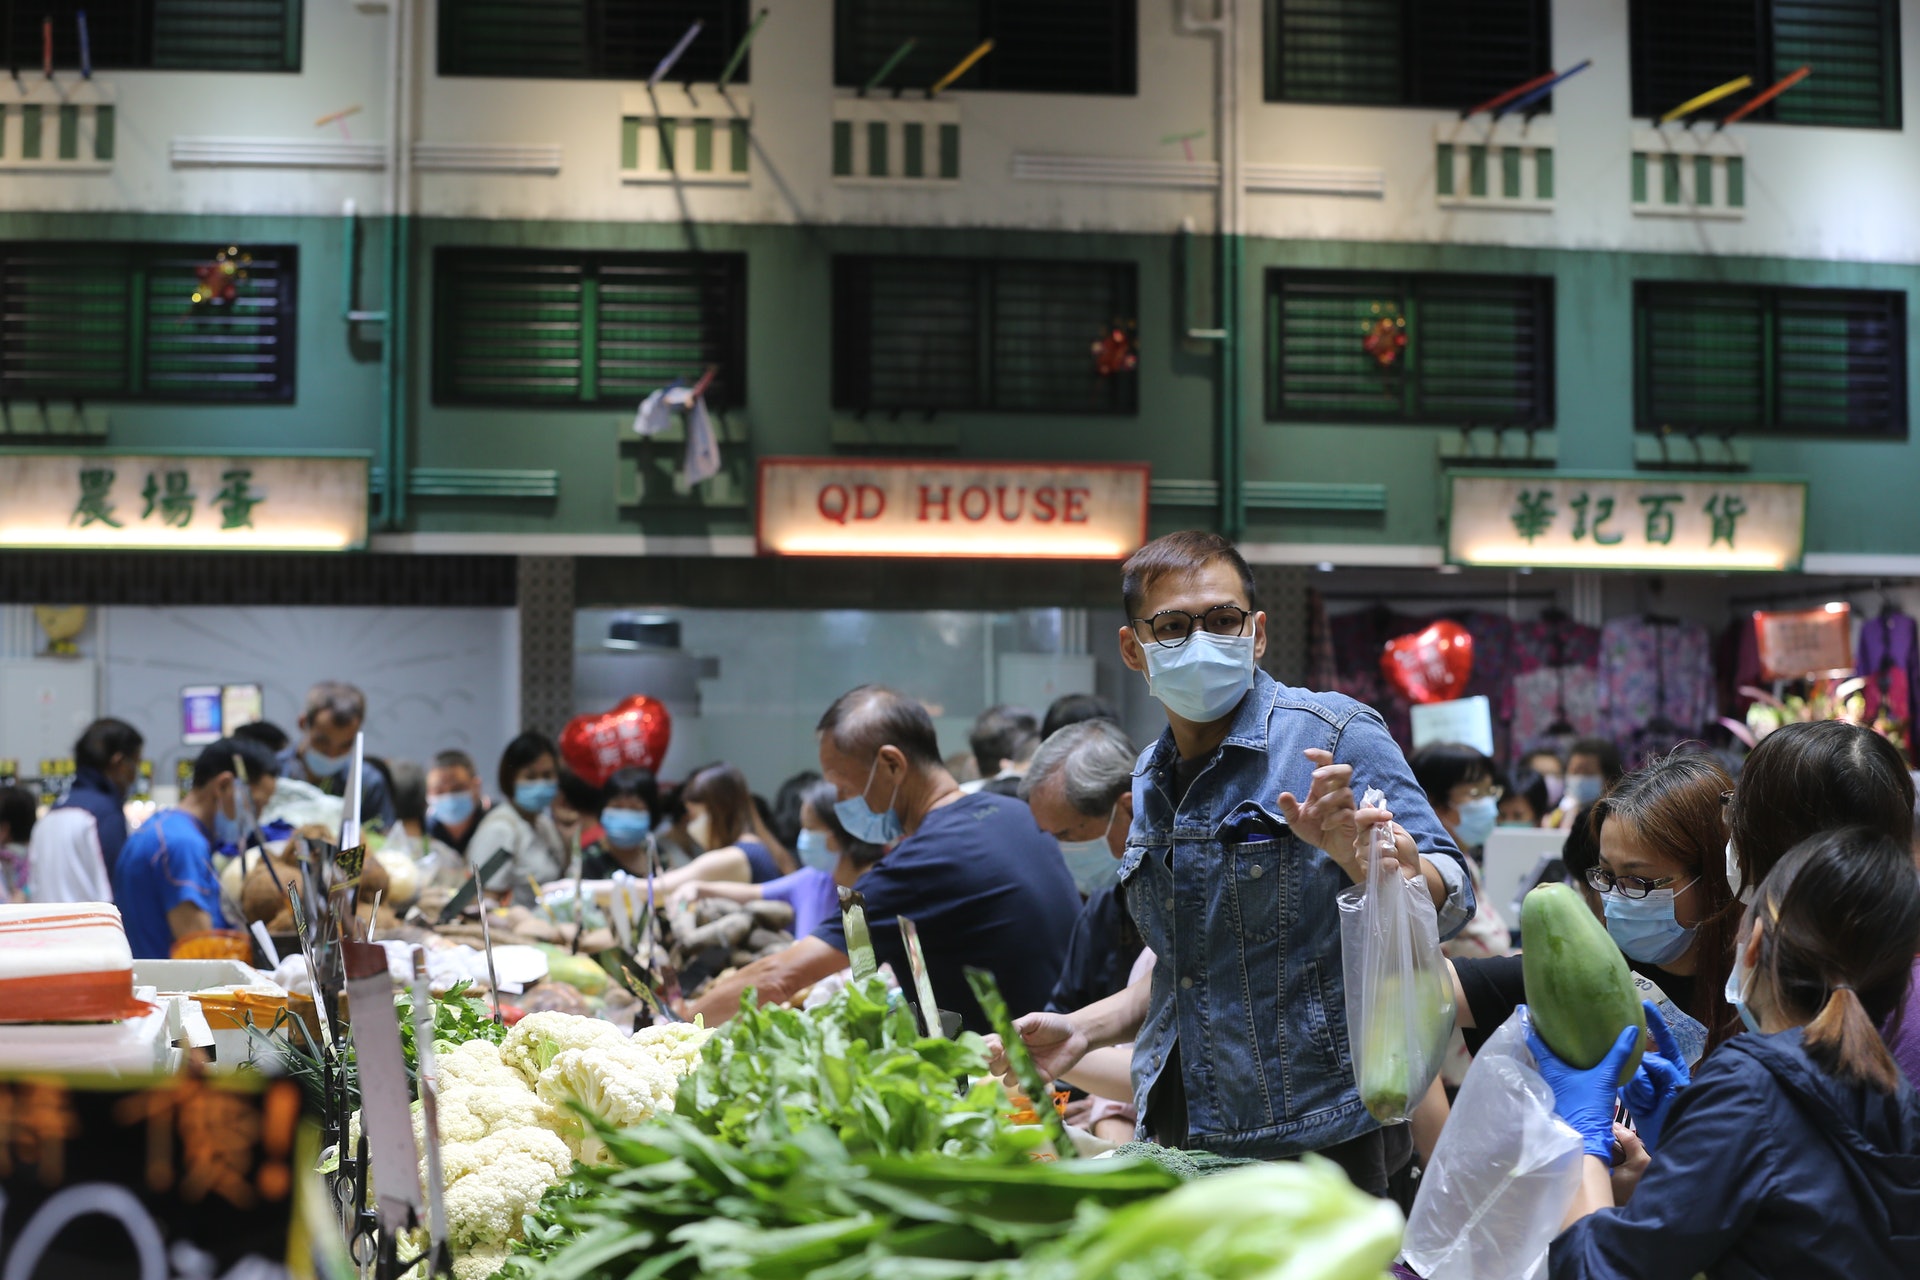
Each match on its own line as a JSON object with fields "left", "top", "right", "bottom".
{"left": 401, "top": 979, "right": 507, "bottom": 1076}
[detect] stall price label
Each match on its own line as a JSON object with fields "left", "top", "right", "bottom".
{"left": 0, "top": 1074, "right": 301, "bottom": 1280}
{"left": 1446, "top": 472, "right": 1806, "bottom": 571}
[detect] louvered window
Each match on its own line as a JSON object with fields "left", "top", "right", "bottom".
{"left": 1266, "top": 0, "right": 1550, "bottom": 108}
{"left": 0, "top": 243, "right": 296, "bottom": 402}
{"left": 1636, "top": 284, "right": 1905, "bottom": 437}
{"left": 1267, "top": 271, "right": 1553, "bottom": 426}
{"left": 833, "top": 256, "right": 1137, "bottom": 415}
{"left": 439, "top": 0, "right": 754, "bottom": 82}
{"left": 834, "top": 0, "right": 1135, "bottom": 96}
{"left": 433, "top": 249, "right": 746, "bottom": 408}
{"left": 1630, "top": 0, "right": 1900, "bottom": 128}
{"left": 3, "top": 0, "right": 301, "bottom": 71}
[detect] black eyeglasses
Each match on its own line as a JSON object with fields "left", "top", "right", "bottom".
{"left": 1585, "top": 866, "right": 1679, "bottom": 900}
{"left": 1129, "top": 605, "right": 1251, "bottom": 649}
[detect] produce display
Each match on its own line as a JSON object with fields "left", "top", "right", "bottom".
{"left": 1520, "top": 883, "right": 1649, "bottom": 1086}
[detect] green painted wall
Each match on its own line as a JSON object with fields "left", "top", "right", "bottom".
{"left": 4, "top": 215, "right": 1914, "bottom": 559}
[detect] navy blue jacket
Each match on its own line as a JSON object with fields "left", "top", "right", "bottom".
{"left": 1044, "top": 883, "right": 1143, "bottom": 1015}
{"left": 1551, "top": 1027, "right": 1920, "bottom": 1280}
{"left": 58, "top": 765, "right": 129, "bottom": 880}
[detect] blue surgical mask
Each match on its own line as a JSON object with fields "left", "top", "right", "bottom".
{"left": 1057, "top": 807, "right": 1120, "bottom": 895}
{"left": 1143, "top": 629, "right": 1257, "bottom": 723}
{"left": 514, "top": 779, "right": 558, "bottom": 813}
{"left": 600, "top": 807, "right": 652, "bottom": 848}
{"left": 214, "top": 802, "right": 243, "bottom": 849}
{"left": 1452, "top": 795, "right": 1499, "bottom": 849}
{"left": 834, "top": 757, "right": 904, "bottom": 846}
{"left": 796, "top": 828, "right": 837, "bottom": 872}
{"left": 304, "top": 747, "right": 353, "bottom": 778}
{"left": 429, "top": 792, "right": 476, "bottom": 828}
{"left": 1724, "top": 942, "right": 1765, "bottom": 1035}
{"left": 1604, "top": 879, "right": 1699, "bottom": 966}
{"left": 1542, "top": 774, "right": 1566, "bottom": 807}
{"left": 1565, "top": 774, "right": 1604, "bottom": 807}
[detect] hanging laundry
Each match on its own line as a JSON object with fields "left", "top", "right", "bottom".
{"left": 1598, "top": 615, "right": 1716, "bottom": 767}
{"left": 1510, "top": 613, "right": 1601, "bottom": 765}
{"left": 682, "top": 397, "right": 723, "bottom": 488}
{"left": 1857, "top": 607, "right": 1919, "bottom": 761}
{"left": 632, "top": 367, "right": 725, "bottom": 487}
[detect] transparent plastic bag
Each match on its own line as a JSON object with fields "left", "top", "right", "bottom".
{"left": 1337, "top": 788, "right": 1457, "bottom": 1123}
{"left": 1401, "top": 1008, "right": 1585, "bottom": 1280}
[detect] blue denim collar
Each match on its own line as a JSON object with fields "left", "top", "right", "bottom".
{"left": 1140, "top": 668, "right": 1283, "bottom": 775}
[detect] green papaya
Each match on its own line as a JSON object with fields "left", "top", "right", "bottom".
{"left": 1521, "top": 883, "right": 1648, "bottom": 1086}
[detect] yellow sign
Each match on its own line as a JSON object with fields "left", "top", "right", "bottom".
{"left": 0, "top": 454, "right": 368, "bottom": 551}
{"left": 1446, "top": 472, "right": 1806, "bottom": 571}
{"left": 757, "top": 458, "right": 1150, "bottom": 558}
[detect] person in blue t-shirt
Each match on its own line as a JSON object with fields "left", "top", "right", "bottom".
{"left": 686, "top": 686, "right": 1082, "bottom": 1034}
{"left": 116, "top": 737, "right": 279, "bottom": 959}
{"left": 669, "top": 777, "right": 884, "bottom": 941}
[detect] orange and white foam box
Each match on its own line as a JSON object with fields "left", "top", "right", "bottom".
{"left": 0, "top": 903, "right": 180, "bottom": 1074}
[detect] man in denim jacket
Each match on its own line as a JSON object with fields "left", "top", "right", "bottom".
{"left": 996, "top": 532, "right": 1473, "bottom": 1191}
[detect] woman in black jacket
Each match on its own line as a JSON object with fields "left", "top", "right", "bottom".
{"left": 1533, "top": 826, "right": 1920, "bottom": 1280}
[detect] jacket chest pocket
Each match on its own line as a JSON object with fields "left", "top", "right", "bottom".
{"left": 1227, "top": 840, "right": 1286, "bottom": 945}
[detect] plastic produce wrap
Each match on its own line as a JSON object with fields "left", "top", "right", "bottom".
{"left": 1337, "top": 789, "right": 1456, "bottom": 1123}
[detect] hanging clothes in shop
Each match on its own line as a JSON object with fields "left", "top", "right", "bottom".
{"left": 1857, "top": 606, "right": 1919, "bottom": 758}
{"left": 1716, "top": 615, "right": 1765, "bottom": 723}
{"left": 1510, "top": 612, "right": 1602, "bottom": 765}
{"left": 1598, "top": 614, "right": 1716, "bottom": 767}
{"left": 1324, "top": 606, "right": 1518, "bottom": 758}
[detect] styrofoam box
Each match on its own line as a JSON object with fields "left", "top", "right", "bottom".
{"left": 0, "top": 986, "right": 179, "bottom": 1074}
{"left": 130, "top": 958, "right": 263, "bottom": 992}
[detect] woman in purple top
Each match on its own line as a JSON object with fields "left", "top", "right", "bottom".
{"left": 670, "top": 778, "right": 883, "bottom": 940}
{"left": 1727, "top": 721, "right": 1920, "bottom": 1082}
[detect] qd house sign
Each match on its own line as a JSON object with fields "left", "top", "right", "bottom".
{"left": 757, "top": 459, "right": 1151, "bottom": 558}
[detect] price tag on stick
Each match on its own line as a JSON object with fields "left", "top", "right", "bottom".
{"left": 342, "top": 940, "right": 423, "bottom": 1228}
{"left": 896, "top": 916, "right": 945, "bottom": 1040}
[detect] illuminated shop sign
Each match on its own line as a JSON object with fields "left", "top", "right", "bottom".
{"left": 0, "top": 453, "right": 369, "bottom": 551}
{"left": 1446, "top": 472, "right": 1807, "bottom": 572}
{"left": 757, "top": 458, "right": 1150, "bottom": 558}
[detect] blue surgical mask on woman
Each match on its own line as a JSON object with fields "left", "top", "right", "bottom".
{"left": 1143, "top": 630, "right": 1257, "bottom": 723}
{"left": 1723, "top": 938, "right": 1765, "bottom": 1035}
{"left": 796, "top": 828, "right": 837, "bottom": 872}
{"left": 429, "top": 791, "right": 476, "bottom": 828}
{"left": 834, "top": 757, "right": 904, "bottom": 846}
{"left": 600, "top": 807, "right": 652, "bottom": 848}
{"left": 1604, "top": 879, "right": 1699, "bottom": 966}
{"left": 1565, "top": 774, "right": 1605, "bottom": 807}
{"left": 514, "top": 779, "right": 558, "bottom": 814}
{"left": 1452, "top": 795, "right": 1499, "bottom": 848}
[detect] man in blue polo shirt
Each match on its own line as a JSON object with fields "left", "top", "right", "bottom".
{"left": 116, "top": 737, "right": 279, "bottom": 959}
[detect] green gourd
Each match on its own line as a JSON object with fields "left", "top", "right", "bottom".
{"left": 1521, "top": 883, "right": 1648, "bottom": 1086}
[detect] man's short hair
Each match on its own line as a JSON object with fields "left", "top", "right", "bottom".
{"left": 388, "top": 760, "right": 427, "bottom": 824}
{"left": 817, "top": 685, "right": 944, "bottom": 768}
{"left": 304, "top": 681, "right": 367, "bottom": 725}
{"left": 1021, "top": 720, "right": 1137, "bottom": 817}
{"left": 1041, "top": 692, "right": 1119, "bottom": 740}
{"left": 969, "top": 704, "right": 1038, "bottom": 776}
{"left": 432, "top": 749, "right": 478, "bottom": 777}
{"left": 73, "top": 718, "right": 144, "bottom": 772}
{"left": 231, "top": 721, "right": 290, "bottom": 754}
{"left": 1121, "top": 530, "right": 1257, "bottom": 619}
{"left": 192, "top": 737, "right": 282, "bottom": 790}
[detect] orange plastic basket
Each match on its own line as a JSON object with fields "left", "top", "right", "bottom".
{"left": 170, "top": 929, "right": 254, "bottom": 962}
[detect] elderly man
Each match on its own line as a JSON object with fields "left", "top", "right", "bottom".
{"left": 686, "top": 685, "right": 1081, "bottom": 1034}
{"left": 281, "top": 681, "right": 395, "bottom": 830}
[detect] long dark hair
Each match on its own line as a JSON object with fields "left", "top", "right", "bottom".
{"left": 1591, "top": 748, "right": 1739, "bottom": 1051}
{"left": 1750, "top": 827, "right": 1920, "bottom": 1093}
{"left": 684, "top": 762, "right": 794, "bottom": 872}
{"left": 1729, "top": 721, "right": 1915, "bottom": 888}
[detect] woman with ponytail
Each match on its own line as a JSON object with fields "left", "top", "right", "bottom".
{"left": 1533, "top": 826, "right": 1920, "bottom": 1279}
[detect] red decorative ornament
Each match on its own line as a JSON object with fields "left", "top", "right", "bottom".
{"left": 1380, "top": 621, "right": 1475, "bottom": 705}
{"left": 192, "top": 245, "right": 252, "bottom": 308}
{"left": 559, "top": 695, "right": 673, "bottom": 787}
{"left": 1361, "top": 312, "right": 1407, "bottom": 368}
{"left": 1091, "top": 323, "right": 1139, "bottom": 376}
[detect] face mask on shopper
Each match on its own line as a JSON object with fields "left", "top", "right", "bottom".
{"left": 1541, "top": 774, "right": 1566, "bottom": 807}
{"left": 835, "top": 756, "right": 904, "bottom": 846}
{"left": 304, "top": 747, "right": 352, "bottom": 778}
{"left": 1723, "top": 929, "right": 1765, "bottom": 1035}
{"left": 1565, "top": 774, "right": 1605, "bottom": 807}
{"left": 429, "top": 791, "right": 476, "bottom": 828}
{"left": 1143, "top": 630, "right": 1257, "bottom": 723}
{"left": 600, "top": 808, "right": 652, "bottom": 848}
{"left": 1452, "top": 795, "right": 1499, "bottom": 848}
{"left": 1604, "top": 880, "right": 1698, "bottom": 966}
{"left": 214, "top": 797, "right": 243, "bottom": 849}
{"left": 514, "top": 779, "right": 558, "bottom": 814}
{"left": 796, "top": 828, "right": 837, "bottom": 872}
{"left": 1724, "top": 837, "right": 1754, "bottom": 904}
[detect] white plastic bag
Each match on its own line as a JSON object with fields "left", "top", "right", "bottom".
{"left": 1337, "top": 789, "right": 1456, "bottom": 1123}
{"left": 1401, "top": 1008, "right": 1585, "bottom": 1280}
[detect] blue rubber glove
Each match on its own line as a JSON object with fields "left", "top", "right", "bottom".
{"left": 1620, "top": 1000, "right": 1690, "bottom": 1155}
{"left": 1523, "top": 1007, "right": 1643, "bottom": 1163}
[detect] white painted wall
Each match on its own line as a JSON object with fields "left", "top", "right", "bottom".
{"left": 3, "top": 1, "right": 1920, "bottom": 264}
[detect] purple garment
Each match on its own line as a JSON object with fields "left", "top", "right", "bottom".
{"left": 1857, "top": 609, "right": 1920, "bottom": 733}
{"left": 1889, "top": 956, "right": 1920, "bottom": 1090}
{"left": 759, "top": 866, "right": 839, "bottom": 940}
{"left": 1598, "top": 615, "right": 1716, "bottom": 767}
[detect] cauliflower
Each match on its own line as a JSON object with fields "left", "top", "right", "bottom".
{"left": 440, "top": 1126, "right": 573, "bottom": 1251}
{"left": 498, "top": 1011, "right": 629, "bottom": 1085}
{"left": 452, "top": 1249, "right": 507, "bottom": 1280}
{"left": 532, "top": 1026, "right": 716, "bottom": 1163}
{"left": 439, "top": 1039, "right": 529, "bottom": 1091}
{"left": 630, "top": 1021, "right": 714, "bottom": 1074}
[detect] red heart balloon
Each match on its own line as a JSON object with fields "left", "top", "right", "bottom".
{"left": 1379, "top": 622, "right": 1475, "bottom": 705}
{"left": 559, "top": 695, "right": 673, "bottom": 786}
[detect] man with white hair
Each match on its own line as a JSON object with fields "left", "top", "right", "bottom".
{"left": 280, "top": 680, "right": 395, "bottom": 830}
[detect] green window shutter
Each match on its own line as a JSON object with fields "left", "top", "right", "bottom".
{"left": 0, "top": 246, "right": 133, "bottom": 397}
{"left": 595, "top": 254, "right": 747, "bottom": 408}
{"left": 902, "top": 122, "right": 924, "bottom": 178}
{"left": 435, "top": 253, "right": 587, "bottom": 404}
{"left": 1637, "top": 285, "right": 1767, "bottom": 432}
{"left": 1270, "top": 274, "right": 1409, "bottom": 419}
{"left": 834, "top": 0, "right": 1134, "bottom": 95}
{"left": 831, "top": 120, "right": 853, "bottom": 175}
{"left": 440, "top": 1, "right": 753, "bottom": 82}
{"left": 140, "top": 246, "right": 296, "bottom": 401}
{"left": 1269, "top": 0, "right": 1403, "bottom": 104}
{"left": 1774, "top": 288, "right": 1904, "bottom": 435}
{"left": 1415, "top": 277, "right": 1551, "bottom": 426}
{"left": 833, "top": 257, "right": 982, "bottom": 412}
{"left": 1269, "top": 0, "right": 1550, "bottom": 107}
{"left": 20, "top": 105, "right": 41, "bottom": 160}
{"left": 938, "top": 123, "right": 960, "bottom": 177}
{"left": 866, "top": 121, "right": 888, "bottom": 176}
{"left": 1629, "top": 0, "right": 1759, "bottom": 121}
{"left": 94, "top": 105, "right": 114, "bottom": 160}
{"left": 151, "top": 0, "right": 303, "bottom": 71}
{"left": 1771, "top": 0, "right": 1901, "bottom": 128}
{"left": 989, "top": 261, "right": 1136, "bottom": 414}
{"left": 1435, "top": 143, "right": 1454, "bottom": 195}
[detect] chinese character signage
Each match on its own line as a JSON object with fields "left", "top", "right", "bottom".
{"left": 757, "top": 458, "right": 1151, "bottom": 558}
{"left": 1447, "top": 473, "right": 1806, "bottom": 571}
{"left": 0, "top": 454, "right": 368, "bottom": 551}
{"left": 0, "top": 1075, "right": 302, "bottom": 1280}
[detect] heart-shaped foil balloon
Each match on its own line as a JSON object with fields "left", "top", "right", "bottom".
{"left": 559, "top": 695, "right": 673, "bottom": 786}
{"left": 1379, "top": 621, "right": 1475, "bottom": 705}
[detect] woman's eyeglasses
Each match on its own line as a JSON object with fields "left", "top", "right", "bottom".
{"left": 1585, "top": 866, "right": 1680, "bottom": 899}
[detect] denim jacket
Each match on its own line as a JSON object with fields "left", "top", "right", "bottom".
{"left": 1122, "top": 669, "right": 1474, "bottom": 1158}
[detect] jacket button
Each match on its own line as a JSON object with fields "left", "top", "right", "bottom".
{"left": 1164, "top": 896, "right": 1175, "bottom": 912}
{"left": 1249, "top": 863, "right": 1264, "bottom": 879}
{"left": 1179, "top": 976, "right": 1194, "bottom": 990}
